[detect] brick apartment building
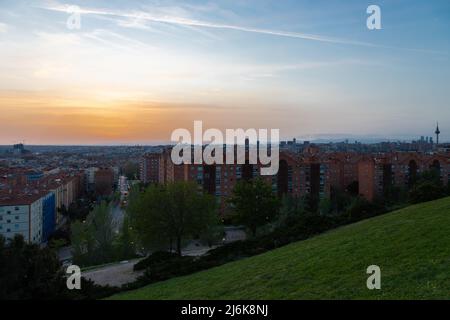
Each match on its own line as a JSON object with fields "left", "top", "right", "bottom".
{"left": 358, "top": 152, "right": 449, "bottom": 201}
{"left": 141, "top": 146, "right": 450, "bottom": 214}
{"left": 140, "top": 149, "right": 184, "bottom": 185}
{"left": 94, "top": 167, "right": 115, "bottom": 197}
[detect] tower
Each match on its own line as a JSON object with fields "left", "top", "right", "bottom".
{"left": 435, "top": 122, "right": 440, "bottom": 145}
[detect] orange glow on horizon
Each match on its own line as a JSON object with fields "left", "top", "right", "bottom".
{"left": 0, "top": 91, "right": 303, "bottom": 145}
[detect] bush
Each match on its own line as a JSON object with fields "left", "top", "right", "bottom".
{"left": 344, "top": 197, "right": 385, "bottom": 222}
{"left": 47, "top": 228, "right": 71, "bottom": 246}
{"left": 133, "top": 251, "right": 180, "bottom": 271}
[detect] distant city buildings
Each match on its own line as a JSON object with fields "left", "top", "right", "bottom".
{"left": 0, "top": 144, "right": 130, "bottom": 243}
{"left": 1, "top": 124, "right": 448, "bottom": 241}
{"left": 12, "top": 143, "right": 30, "bottom": 155}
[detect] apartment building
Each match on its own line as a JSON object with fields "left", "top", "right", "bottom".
{"left": 140, "top": 152, "right": 163, "bottom": 184}
{"left": 141, "top": 147, "right": 450, "bottom": 213}
{"left": 0, "top": 192, "right": 47, "bottom": 244}
{"left": 357, "top": 152, "right": 449, "bottom": 201}
{"left": 94, "top": 167, "right": 115, "bottom": 196}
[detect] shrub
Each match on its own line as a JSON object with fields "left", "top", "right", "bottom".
{"left": 133, "top": 251, "right": 180, "bottom": 271}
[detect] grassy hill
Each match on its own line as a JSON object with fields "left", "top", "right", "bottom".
{"left": 111, "top": 197, "right": 450, "bottom": 300}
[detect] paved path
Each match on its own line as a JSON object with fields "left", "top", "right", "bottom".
{"left": 81, "top": 229, "right": 247, "bottom": 287}
{"left": 80, "top": 245, "right": 216, "bottom": 287}
{"left": 82, "top": 260, "right": 144, "bottom": 287}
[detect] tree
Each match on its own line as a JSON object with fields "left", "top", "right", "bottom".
{"left": 71, "top": 219, "right": 94, "bottom": 266}
{"left": 0, "top": 234, "right": 118, "bottom": 300}
{"left": 344, "top": 196, "right": 383, "bottom": 222}
{"left": 409, "top": 170, "right": 447, "bottom": 204}
{"left": 300, "top": 193, "right": 320, "bottom": 214}
{"left": 71, "top": 202, "right": 117, "bottom": 266}
{"left": 228, "top": 178, "right": 279, "bottom": 236}
{"left": 122, "top": 161, "right": 140, "bottom": 180}
{"left": 383, "top": 185, "right": 408, "bottom": 206}
{"left": 66, "top": 199, "right": 92, "bottom": 222}
{"left": 0, "top": 235, "right": 69, "bottom": 299}
{"left": 128, "top": 181, "right": 219, "bottom": 256}
{"left": 117, "top": 216, "right": 136, "bottom": 260}
{"left": 318, "top": 198, "right": 332, "bottom": 216}
{"left": 275, "top": 195, "right": 308, "bottom": 228}
{"left": 330, "top": 186, "right": 352, "bottom": 214}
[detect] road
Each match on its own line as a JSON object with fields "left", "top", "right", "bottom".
{"left": 111, "top": 175, "right": 128, "bottom": 232}
{"left": 78, "top": 231, "right": 248, "bottom": 287}
{"left": 111, "top": 203, "right": 124, "bottom": 233}
{"left": 81, "top": 244, "right": 216, "bottom": 287}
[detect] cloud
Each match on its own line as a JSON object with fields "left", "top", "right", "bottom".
{"left": 39, "top": 2, "right": 449, "bottom": 55}
{"left": 0, "top": 22, "right": 8, "bottom": 33}
{"left": 40, "top": 3, "right": 376, "bottom": 47}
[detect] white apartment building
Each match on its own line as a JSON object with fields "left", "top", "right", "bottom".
{"left": 0, "top": 194, "right": 43, "bottom": 244}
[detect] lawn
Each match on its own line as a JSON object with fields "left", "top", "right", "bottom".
{"left": 110, "top": 197, "right": 450, "bottom": 300}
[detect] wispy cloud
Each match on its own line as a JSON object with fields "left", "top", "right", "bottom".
{"left": 40, "top": 3, "right": 448, "bottom": 54}
{"left": 40, "top": 3, "right": 376, "bottom": 47}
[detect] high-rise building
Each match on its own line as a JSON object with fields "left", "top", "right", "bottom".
{"left": 140, "top": 152, "right": 163, "bottom": 184}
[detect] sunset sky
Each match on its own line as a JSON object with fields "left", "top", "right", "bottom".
{"left": 0, "top": 0, "right": 449, "bottom": 145}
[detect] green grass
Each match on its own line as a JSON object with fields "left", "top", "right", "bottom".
{"left": 110, "top": 197, "right": 450, "bottom": 300}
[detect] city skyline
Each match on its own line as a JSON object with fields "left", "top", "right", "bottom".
{"left": 0, "top": 0, "right": 449, "bottom": 144}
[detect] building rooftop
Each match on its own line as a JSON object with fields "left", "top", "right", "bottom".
{"left": 0, "top": 189, "right": 48, "bottom": 206}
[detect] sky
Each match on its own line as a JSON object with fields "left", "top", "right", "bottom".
{"left": 0, "top": 0, "right": 449, "bottom": 145}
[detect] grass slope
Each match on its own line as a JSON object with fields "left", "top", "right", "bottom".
{"left": 111, "top": 197, "right": 450, "bottom": 300}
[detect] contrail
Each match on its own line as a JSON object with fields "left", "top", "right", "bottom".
{"left": 41, "top": 4, "right": 376, "bottom": 47}
{"left": 41, "top": 3, "right": 446, "bottom": 54}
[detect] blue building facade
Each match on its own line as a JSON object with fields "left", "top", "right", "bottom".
{"left": 42, "top": 192, "right": 56, "bottom": 243}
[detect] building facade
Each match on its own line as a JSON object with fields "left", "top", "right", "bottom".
{"left": 141, "top": 146, "right": 450, "bottom": 214}
{"left": 0, "top": 193, "right": 44, "bottom": 244}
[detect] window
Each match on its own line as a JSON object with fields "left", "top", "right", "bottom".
{"left": 15, "top": 207, "right": 19, "bottom": 211}
{"left": 6, "top": 228, "right": 10, "bottom": 232}
{"left": 7, "top": 219, "right": 11, "bottom": 223}
{"left": 0, "top": 216, "right": 2, "bottom": 221}
{"left": 15, "top": 216, "right": 19, "bottom": 220}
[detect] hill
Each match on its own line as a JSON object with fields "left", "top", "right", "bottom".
{"left": 111, "top": 197, "right": 450, "bottom": 299}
